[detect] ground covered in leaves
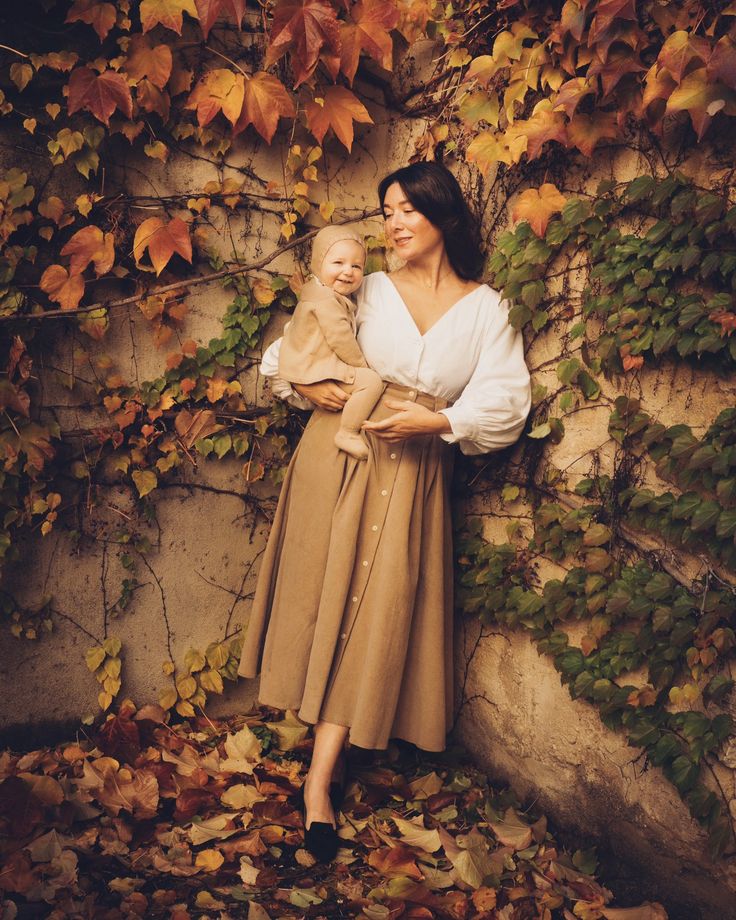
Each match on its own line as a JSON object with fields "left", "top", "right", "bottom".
{"left": 0, "top": 704, "right": 668, "bottom": 920}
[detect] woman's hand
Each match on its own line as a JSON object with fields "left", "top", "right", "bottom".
{"left": 293, "top": 380, "right": 349, "bottom": 412}
{"left": 362, "top": 399, "right": 452, "bottom": 442}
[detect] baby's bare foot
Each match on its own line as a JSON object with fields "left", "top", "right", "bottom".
{"left": 334, "top": 429, "right": 369, "bottom": 461}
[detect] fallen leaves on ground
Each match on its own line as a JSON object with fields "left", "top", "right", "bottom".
{"left": 0, "top": 705, "right": 667, "bottom": 919}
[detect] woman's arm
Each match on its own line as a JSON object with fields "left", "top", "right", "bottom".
{"left": 437, "top": 299, "right": 531, "bottom": 455}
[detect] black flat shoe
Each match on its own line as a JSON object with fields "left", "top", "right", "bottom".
{"left": 294, "top": 784, "right": 339, "bottom": 863}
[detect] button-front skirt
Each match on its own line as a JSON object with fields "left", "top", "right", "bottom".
{"left": 237, "top": 382, "right": 455, "bottom": 751}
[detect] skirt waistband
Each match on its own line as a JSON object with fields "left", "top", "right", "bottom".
{"left": 383, "top": 381, "right": 450, "bottom": 411}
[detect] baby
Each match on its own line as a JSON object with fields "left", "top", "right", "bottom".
{"left": 278, "top": 226, "right": 384, "bottom": 461}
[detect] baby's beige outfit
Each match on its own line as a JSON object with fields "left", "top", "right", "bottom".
{"left": 278, "top": 277, "right": 384, "bottom": 459}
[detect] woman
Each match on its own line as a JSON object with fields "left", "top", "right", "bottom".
{"left": 238, "top": 162, "right": 531, "bottom": 859}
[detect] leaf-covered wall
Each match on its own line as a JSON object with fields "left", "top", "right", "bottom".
{"left": 2, "top": 1, "right": 736, "bottom": 913}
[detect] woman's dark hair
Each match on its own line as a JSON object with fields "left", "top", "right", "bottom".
{"left": 377, "top": 162, "right": 484, "bottom": 281}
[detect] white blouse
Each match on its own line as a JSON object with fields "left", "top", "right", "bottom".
{"left": 260, "top": 271, "right": 531, "bottom": 456}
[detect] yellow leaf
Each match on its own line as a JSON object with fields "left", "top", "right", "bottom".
{"left": 99, "top": 690, "right": 113, "bottom": 711}
{"left": 176, "top": 699, "right": 196, "bottom": 718}
{"left": 159, "top": 686, "right": 178, "bottom": 709}
{"left": 252, "top": 278, "right": 276, "bottom": 305}
{"left": 23, "top": 118, "right": 37, "bottom": 134}
{"left": 41, "top": 520, "right": 53, "bottom": 536}
{"left": 132, "top": 468, "right": 157, "bottom": 497}
{"left": 103, "top": 636, "right": 121, "bottom": 656}
{"left": 176, "top": 674, "right": 198, "bottom": 699}
{"left": 104, "top": 656, "right": 122, "bottom": 678}
{"left": 293, "top": 181, "right": 309, "bottom": 196}
{"left": 46, "top": 103, "right": 61, "bottom": 119}
{"left": 319, "top": 200, "right": 335, "bottom": 222}
{"left": 266, "top": 710, "right": 309, "bottom": 752}
{"left": 195, "top": 849, "right": 225, "bottom": 872}
{"left": 86, "top": 646, "right": 106, "bottom": 671}
{"left": 199, "top": 668, "right": 224, "bottom": 694}
{"left": 10, "top": 63, "right": 33, "bottom": 91}
{"left": 221, "top": 783, "right": 266, "bottom": 809}
{"left": 162, "top": 661, "right": 175, "bottom": 675}
{"left": 144, "top": 140, "right": 169, "bottom": 161}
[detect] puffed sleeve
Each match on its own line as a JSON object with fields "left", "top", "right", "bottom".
{"left": 260, "top": 328, "right": 314, "bottom": 410}
{"left": 438, "top": 298, "right": 531, "bottom": 455}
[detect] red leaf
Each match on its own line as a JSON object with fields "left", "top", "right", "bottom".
{"left": 124, "top": 34, "right": 173, "bottom": 89}
{"left": 67, "top": 67, "right": 133, "bottom": 126}
{"left": 707, "top": 35, "right": 736, "bottom": 91}
{"left": 0, "top": 776, "right": 44, "bottom": 837}
{"left": 96, "top": 715, "right": 142, "bottom": 764}
{"left": 339, "top": 0, "right": 399, "bottom": 85}
{"left": 622, "top": 354, "right": 644, "bottom": 371}
{"left": 305, "top": 85, "right": 373, "bottom": 151}
{"left": 174, "top": 787, "right": 216, "bottom": 821}
{"left": 66, "top": 0, "right": 117, "bottom": 41}
{"left": 133, "top": 217, "right": 192, "bottom": 276}
{"left": 587, "top": 48, "right": 647, "bottom": 98}
{"left": 710, "top": 310, "right": 736, "bottom": 336}
{"left": 195, "top": 0, "right": 246, "bottom": 39}
{"left": 265, "top": 0, "right": 341, "bottom": 87}
{"left": 233, "top": 72, "right": 296, "bottom": 143}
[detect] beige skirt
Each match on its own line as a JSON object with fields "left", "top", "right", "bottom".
{"left": 237, "top": 382, "right": 455, "bottom": 751}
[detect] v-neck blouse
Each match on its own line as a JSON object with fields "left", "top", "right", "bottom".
{"left": 261, "top": 270, "right": 531, "bottom": 455}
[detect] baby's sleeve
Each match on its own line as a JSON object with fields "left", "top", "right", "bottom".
{"left": 260, "top": 329, "right": 314, "bottom": 410}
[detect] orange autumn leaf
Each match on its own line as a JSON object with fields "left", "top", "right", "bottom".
{"left": 505, "top": 100, "right": 568, "bottom": 160}
{"left": 567, "top": 111, "right": 618, "bottom": 156}
{"left": 195, "top": 0, "right": 246, "bottom": 40}
{"left": 622, "top": 354, "right": 644, "bottom": 371}
{"left": 512, "top": 183, "right": 567, "bottom": 238}
{"left": 60, "top": 226, "right": 115, "bottom": 276}
{"left": 140, "top": 0, "right": 198, "bottom": 34}
{"left": 368, "top": 844, "right": 424, "bottom": 880}
{"left": 206, "top": 377, "right": 229, "bottom": 403}
{"left": 67, "top": 67, "right": 133, "bottom": 126}
{"left": 709, "top": 310, "right": 736, "bottom": 336}
{"left": 466, "top": 130, "right": 513, "bottom": 172}
{"left": 133, "top": 217, "right": 192, "bottom": 276}
{"left": 124, "top": 34, "right": 173, "bottom": 89}
{"left": 665, "top": 66, "right": 736, "bottom": 140}
{"left": 175, "top": 408, "right": 221, "bottom": 447}
{"left": 265, "top": 0, "right": 341, "bottom": 87}
{"left": 65, "top": 0, "right": 117, "bottom": 41}
{"left": 233, "top": 72, "right": 295, "bottom": 143}
{"left": 39, "top": 265, "right": 85, "bottom": 310}
{"left": 137, "top": 80, "right": 171, "bottom": 120}
{"left": 185, "top": 69, "right": 245, "bottom": 127}
{"left": 305, "top": 86, "right": 373, "bottom": 151}
{"left": 339, "top": 0, "right": 399, "bottom": 85}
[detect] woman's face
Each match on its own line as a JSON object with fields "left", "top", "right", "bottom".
{"left": 381, "top": 182, "right": 444, "bottom": 262}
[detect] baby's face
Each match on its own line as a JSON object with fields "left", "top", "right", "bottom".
{"left": 319, "top": 239, "right": 365, "bottom": 296}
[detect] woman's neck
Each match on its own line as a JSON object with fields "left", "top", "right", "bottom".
{"left": 401, "top": 249, "right": 456, "bottom": 289}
